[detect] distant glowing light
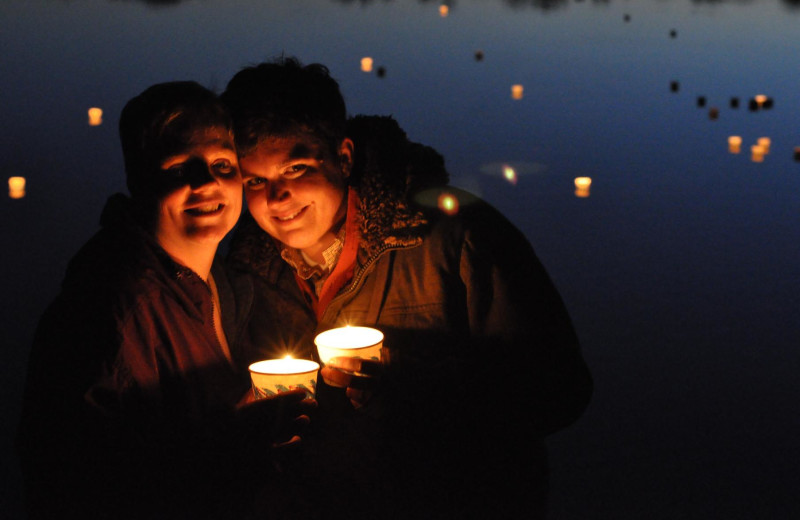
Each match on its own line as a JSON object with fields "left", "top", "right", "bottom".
{"left": 751, "top": 144, "right": 765, "bottom": 163}
{"left": 502, "top": 164, "right": 517, "bottom": 185}
{"left": 439, "top": 5, "right": 449, "bottom": 17}
{"left": 754, "top": 94, "right": 767, "bottom": 107}
{"left": 88, "top": 107, "right": 103, "bottom": 126}
{"left": 437, "top": 192, "right": 459, "bottom": 215}
{"left": 8, "top": 176, "right": 26, "bottom": 199}
{"left": 511, "top": 84, "right": 523, "bottom": 100}
{"left": 728, "top": 136, "right": 742, "bottom": 154}
{"left": 361, "top": 57, "right": 373, "bottom": 73}
{"left": 574, "top": 177, "right": 591, "bottom": 198}
{"left": 757, "top": 137, "right": 771, "bottom": 154}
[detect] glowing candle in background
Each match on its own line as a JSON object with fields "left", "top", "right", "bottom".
{"left": 8, "top": 176, "right": 26, "bottom": 199}
{"left": 88, "top": 107, "right": 103, "bottom": 126}
{"left": 511, "top": 84, "right": 523, "bottom": 100}
{"left": 360, "top": 57, "right": 373, "bottom": 73}
{"left": 754, "top": 94, "right": 767, "bottom": 107}
{"left": 728, "top": 136, "right": 742, "bottom": 154}
{"left": 502, "top": 164, "right": 517, "bottom": 185}
{"left": 437, "top": 192, "right": 459, "bottom": 216}
{"left": 574, "top": 177, "right": 592, "bottom": 198}
{"left": 439, "top": 5, "right": 449, "bottom": 17}
{"left": 757, "top": 137, "right": 771, "bottom": 154}
{"left": 751, "top": 144, "right": 765, "bottom": 163}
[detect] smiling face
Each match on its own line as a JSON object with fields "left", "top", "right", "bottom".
{"left": 240, "top": 134, "right": 352, "bottom": 264}
{"left": 153, "top": 126, "right": 243, "bottom": 260}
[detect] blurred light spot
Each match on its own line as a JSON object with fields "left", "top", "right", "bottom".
{"left": 574, "top": 177, "right": 591, "bottom": 198}
{"left": 754, "top": 94, "right": 767, "bottom": 107}
{"left": 439, "top": 5, "right": 449, "bottom": 17}
{"left": 511, "top": 84, "right": 523, "bottom": 100}
{"left": 502, "top": 164, "right": 517, "bottom": 185}
{"left": 751, "top": 144, "right": 765, "bottom": 163}
{"left": 728, "top": 136, "right": 742, "bottom": 154}
{"left": 88, "top": 107, "right": 103, "bottom": 126}
{"left": 361, "top": 57, "right": 373, "bottom": 73}
{"left": 757, "top": 137, "right": 771, "bottom": 154}
{"left": 438, "top": 192, "right": 459, "bottom": 215}
{"left": 8, "top": 176, "right": 26, "bottom": 199}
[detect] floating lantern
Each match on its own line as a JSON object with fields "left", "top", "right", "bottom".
{"left": 360, "top": 57, "right": 373, "bottom": 73}
{"left": 754, "top": 94, "right": 767, "bottom": 107}
{"left": 574, "top": 177, "right": 591, "bottom": 198}
{"left": 757, "top": 137, "right": 771, "bottom": 154}
{"left": 314, "top": 326, "right": 384, "bottom": 366}
{"left": 751, "top": 145, "right": 765, "bottom": 163}
{"left": 502, "top": 164, "right": 517, "bottom": 185}
{"left": 248, "top": 357, "right": 319, "bottom": 400}
{"left": 728, "top": 136, "right": 742, "bottom": 154}
{"left": 511, "top": 84, "right": 523, "bottom": 100}
{"left": 439, "top": 5, "right": 449, "bottom": 17}
{"left": 437, "top": 192, "right": 459, "bottom": 216}
{"left": 88, "top": 107, "right": 103, "bottom": 126}
{"left": 8, "top": 176, "right": 26, "bottom": 199}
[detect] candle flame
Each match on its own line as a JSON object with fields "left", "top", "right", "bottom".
{"left": 502, "top": 165, "right": 518, "bottom": 185}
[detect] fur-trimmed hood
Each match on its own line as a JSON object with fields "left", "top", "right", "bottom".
{"left": 228, "top": 115, "right": 449, "bottom": 280}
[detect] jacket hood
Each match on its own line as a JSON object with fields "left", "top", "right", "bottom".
{"left": 228, "top": 115, "right": 450, "bottom": 279}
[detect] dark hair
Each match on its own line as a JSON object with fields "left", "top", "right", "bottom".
{"left": 220, "top": 56, "right": 347, "bottom": 157}
{"left": 119, "top": 81, "right": 232, "bottom": 200}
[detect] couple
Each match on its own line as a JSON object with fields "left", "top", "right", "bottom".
{"left": 17, "top": 57, "right": 592, "bottom": 519}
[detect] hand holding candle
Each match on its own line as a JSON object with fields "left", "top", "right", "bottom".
{"left": 315, "top": 326, "right": 384, "bottom": 408}
{"left": 248, "top": 357, "right": 320, "bottom": 400}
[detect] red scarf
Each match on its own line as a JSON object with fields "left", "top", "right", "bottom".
{"left": 294, "top": 189, "right": 360, "bottom": 322}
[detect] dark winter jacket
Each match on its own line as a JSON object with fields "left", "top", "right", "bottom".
{"left": 16, "top": 194, "right": 270, "bottom": 520}
{"left": 227, "top": 115, "right": 593, "bottom": 518}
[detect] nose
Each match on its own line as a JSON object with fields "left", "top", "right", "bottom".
{"left": 183, "top": 159, "right": 217, "bottom": 190}
{"left": 267, "top": 178, "right": 290, "bottom": 204}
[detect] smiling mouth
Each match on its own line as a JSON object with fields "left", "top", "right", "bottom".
{"left": 273, "top": 206, "right": 307, "bottom": 222}
{"left": 185, "top": 203, "right": 224, "bottom": 216}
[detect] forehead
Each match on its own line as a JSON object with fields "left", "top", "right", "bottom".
{"left": 157, "top": 125, "right": 235, "bottom": 159}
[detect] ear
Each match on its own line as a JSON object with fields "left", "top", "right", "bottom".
{"left": 338, "top": 138, "right": 355, "bottom": 178}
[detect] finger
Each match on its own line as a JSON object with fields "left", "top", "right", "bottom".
{"left": 320, "top": 365, "right": 353, "bottom": 388}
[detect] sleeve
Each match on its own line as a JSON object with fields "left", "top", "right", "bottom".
{"left": 458, "top": 203, "right": 593, "bottom": 436}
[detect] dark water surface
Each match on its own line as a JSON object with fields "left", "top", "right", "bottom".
{"left": 2, "top": 0, "right": 799, "bottom": 517}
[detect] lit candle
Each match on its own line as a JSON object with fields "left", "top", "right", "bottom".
{"left": 574, "top": 177, "right": 591, "bottom": 198}
{"left": 757, "top": 137, "right": 771, "bottom": 154}
{"left": 8, "top": 176, "right": 25, "bottom": 199}
{"left": 754, "top": 94, "right": 767, "bottom": 107}
{"left": 248, "top": 357, "right": 319, "bottom": 400}
{"left": 751, "top": 145, "right": 765, "bottom": 163}
{"left": 439, "top": 5, "right": 449, "bottom": 17}
{"left": 728, "top": 136, "right": 742, "bottom": 154}
{"left": 437, "top": 192, "right": 459, "bottom": 216}
{"left": 360, "top": 57, "right": 373, "bottom": 73}
{"left": 511, "top": 84, "right": 523, "bottom": 100}
{"left": 314, "top": 326, "right": 383, "bottom": 366}
{"left": 88, "top": 107, "right": 103, "bottom": 126}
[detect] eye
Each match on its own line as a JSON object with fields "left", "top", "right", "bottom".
{"left": 283, "top": 163, "right": 308, "bottom": 178}
{"left": 212, "top": 159, "right": 237, "bottom": 176}
{"left": 166, "top": 164, "right": 186, "bottom": 178}
{"left": 244, "top": 177, "right": 266, "bottom": 189}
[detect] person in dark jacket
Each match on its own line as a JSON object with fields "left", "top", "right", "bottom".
{"left": 16, "top": 81, "right": 314, "bottom": 520}
{"left": 222, "top": 57, "right": 593, "bottom": 519}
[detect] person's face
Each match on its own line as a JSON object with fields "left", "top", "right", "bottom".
{"left": 153, "top": 126, "right": 243, "bottom": 255}
{"left": 240, "top": 134, "right": 353, "bottom": 263}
